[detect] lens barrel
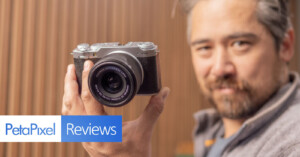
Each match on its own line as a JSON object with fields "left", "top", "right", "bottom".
{"left": 88, "top": 52, "right": 143, "bottom": 107}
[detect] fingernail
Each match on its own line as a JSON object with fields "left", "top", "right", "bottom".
{"left": 67, "top": 65, "right": 73, "bottom": 73}
{"left": 84, "top": 61, "right": 90, "bottom": 70}
{"left": 162, "top": 89, "right": 170, "bottom": 101}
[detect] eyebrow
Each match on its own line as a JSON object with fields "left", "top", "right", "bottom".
{"left": 191, "top": 39, "right": 210, "bottom": 46}
{"left": 190, "top": 32, "right": 258, "bottom": 46}
{"left": 226, "top": 33, "right": 258, "bottom": 40}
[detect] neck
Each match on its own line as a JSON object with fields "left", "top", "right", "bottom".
{"left": 222, "top": 118, "right": 246, "bottom": 138}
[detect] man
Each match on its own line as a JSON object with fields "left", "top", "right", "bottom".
{"left": 62, "top": 0, "right": 300, "bottom": 156}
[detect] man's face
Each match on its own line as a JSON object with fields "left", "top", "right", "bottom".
{"left": 190, "top": 0, "right": 286, "bottom": 119}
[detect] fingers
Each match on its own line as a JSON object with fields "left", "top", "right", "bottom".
{"left": 64, "top": 64, "right": 79, "bottom": 101}
{"left": 62, "top": 61, "right": 106, "bottom": 116}
{"left": 138, "top": 87, "right": 170, "bottom": 131}
{"left": 81, "top": 60, "right": 107, "bottom": 115}
{"left": 62, "top": 64, "right": 86, "bottom": 115}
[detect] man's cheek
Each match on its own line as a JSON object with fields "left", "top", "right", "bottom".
{"left": 192, "top": 55, "right": 212, "bottom": 75}
{"left": 199, "top": 79, "right": 211, "bottom": 96}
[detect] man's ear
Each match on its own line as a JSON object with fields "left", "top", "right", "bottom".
{"left": 279, "top": 28, "right": 295, "bottom": 62}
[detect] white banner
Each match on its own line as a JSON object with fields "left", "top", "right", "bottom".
{"left": 0, "top": 116, "right": 61, "bottom": 142}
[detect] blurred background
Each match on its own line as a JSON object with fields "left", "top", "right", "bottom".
{"left": 0, "top": 0, "right": 299, "bottom": 157}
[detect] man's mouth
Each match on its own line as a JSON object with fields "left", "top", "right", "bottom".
{"left": 214, "top": 87, "right": 236, "bottom": 94}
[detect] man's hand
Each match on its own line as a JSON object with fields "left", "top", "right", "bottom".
{"left": 62, "top": 60, "right": 170, "bottom": 157}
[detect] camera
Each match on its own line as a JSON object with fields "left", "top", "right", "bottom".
{"left": 72, "top": 42, "right": 161, "bottom": 107}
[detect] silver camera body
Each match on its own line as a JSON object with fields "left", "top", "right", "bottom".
{"left": 72, "top": 42, "right": 161, "bottom": 107}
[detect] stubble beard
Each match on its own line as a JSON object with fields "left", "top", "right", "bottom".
{"left": 204, "top": 74, "right": 281, "bottom": 119}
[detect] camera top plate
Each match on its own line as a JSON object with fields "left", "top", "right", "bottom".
{"left": 72, "top": 42, "right": 158, "bottom": 59}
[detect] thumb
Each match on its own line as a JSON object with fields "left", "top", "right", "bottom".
{"left": 139, "top": 87, "right": 170, "bottom": 131}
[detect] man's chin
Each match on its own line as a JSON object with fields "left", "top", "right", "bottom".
{"left": 211, "top": 96, "right": 258, "bottom": 119}
{"left": 217, "top": 109, "right": 253, "bottom": 119}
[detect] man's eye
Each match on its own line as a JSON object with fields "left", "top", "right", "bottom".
{"left": 195, "top": 46, "right": 212, "bottom": 57}
{"left": 232, "top": 41, "right": 251, "bottom": 51}
{"left": 197, "top": 46, "right": 211, "bottom": 51}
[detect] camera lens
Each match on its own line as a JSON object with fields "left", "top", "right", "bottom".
{"left": 101, "top": 72, "right": 123, "bottom": 94}
{"left": 88, "top": 52, "right": 143, "bottom": 107}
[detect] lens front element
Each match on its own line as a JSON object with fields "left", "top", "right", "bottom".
{"left": 101, "top": 72, "right": 123, "bottom": 94}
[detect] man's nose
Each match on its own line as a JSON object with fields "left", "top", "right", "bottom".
{"left": 211, "top": 48, "right": 236, "bottom": 78}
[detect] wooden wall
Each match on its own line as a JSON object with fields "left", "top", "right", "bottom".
{"left": 0, "top": 0, "right": 298, "bottom": 157}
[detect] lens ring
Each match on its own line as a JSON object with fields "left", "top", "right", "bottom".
{"left": 88, "top": 61, "right": 137, "bottom": 107}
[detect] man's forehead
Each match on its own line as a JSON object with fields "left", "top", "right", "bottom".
{"left": 189, "top": 0, "right": 265, "bottom": 42}
{"left": 190, "top": 0, "right": 258, "bottom": 30}
{"left": 180, "top": 0, "right": 258, "bottom": 14}
{"left": 191, "top": 0, "right": 257, "bottom": 17}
